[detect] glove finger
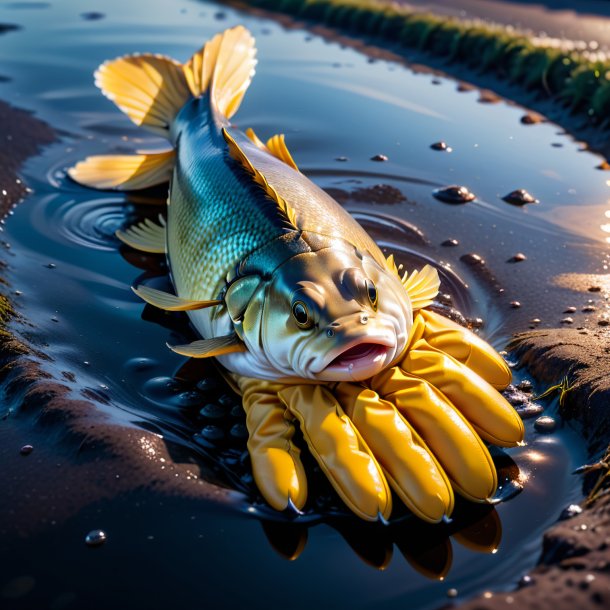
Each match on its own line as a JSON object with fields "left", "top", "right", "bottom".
{"left": 240, "top": 378, "right": 308, "bottom": 512}
{"left": 278, "top": 384, "right": 392, "bottom": 522}
{"left": 371, "top": 367, "right": 498, "bottom": 502}
{"left": 335, "top": 382, "right": 454, "bottom": 523}
{"left": 401, "top": 344, "right": 524, "bottom": 447}
{"left": 418, "top": 309, "right": 512, "bottom": 389}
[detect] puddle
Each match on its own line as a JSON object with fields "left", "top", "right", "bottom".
{"left": 0, "top": 0, "right": 605, "bottom": 608}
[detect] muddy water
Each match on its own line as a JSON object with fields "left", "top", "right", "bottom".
{"left": 0, "top": 0, "right": 606, "bottom": 609}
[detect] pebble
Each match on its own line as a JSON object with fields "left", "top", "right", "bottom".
{"left": 230, "top": 423, "right": 248, "bottom": 440}
{"left": 460, "top": 253, "right": 485, "bottom": 266}
{"left": 521, "top": 113, "right": 543, "bottom": 125}
{"left": 517, "top": 380, "right": 533, "bottom": 393}
{"left": 563, "top": 306, "right": 577, "bottom": 313}
{"left": 588, "top": 286, "right": 601, "bottom": 292}
{"left": 438, "top": 293, "right": 453, "bottom": 306}
{"left": 534, "top": 415, "right": 557, "bottom": 433}
{"left": 447, "top": 588, "right": 458, "bottom": 598}
{"left": 510, "top": 301, "right": 521, "bottom": 309}
{"left": 85, "top": 529, "right": 107, "bottom": 547}
{"left": 508, "top": 253, "right": 527, "bottom": 263}
{"left": 516, "top": 404, "right": 544, "bottom": 419}
{"left": 441, "top": 238, "right": 459, "bottom": 247}
{"left": 582, "top": 305, "right": 596, "bottom": 312}
{"left": 45, "top": 263, "right": 56, "bottom": 269}
{"left": 561, "top": 317, "right": 574, "bottom": 324}
{"left": 598, "top": 318, "right": 610, "bottom": 327}
{"left": 200, "top": 425, "right": 225, "bottom": 442}
{"left": 434, "top": 185, "right": 476, "bottom": 204}
{"left": 370, "top": 154, "right": 388, "bottom": 162}
{"left": 596, "top": 160, "right": 610, "bottom": 170}
{"left": 20, "top": 444, "right": 33, "bottom": 455}
{"left": 468, "top": 317, "right": 484, "bottom": 329}
{"left": 559, "top": 504, "right": 583, "bottom": 520}
{"left": 199, "top": 403, "right": 226, "bottom": 419}
{"left": 335, "top": 156, "right": 348, "bottom": 162}
{"left": 530, "top": 318, "right": 541, "bottom": 325}
{"left": 502, "top": 189, "right": 539, "bottom": 206}
{"left": 430, "top": 141, "right": 452, "bottom": 152}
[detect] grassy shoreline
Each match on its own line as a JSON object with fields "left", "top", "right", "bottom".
{"left": 238, "top": 0, "right": 610, "bottom": 129}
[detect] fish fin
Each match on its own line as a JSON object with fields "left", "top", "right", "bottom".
{"left": 168, "top": 335, "right": 246, "bottom": 358}
{"left": 402, "top": 264, "right": 440, "bottom": 311}
{"left": 132, "top": 284, "right": 222, "bottom": 311}
{"left": 385, "top": 254, "right": 398, "bottom": 275}
{"left": 95, "top": 54, "right": 190, "bottom": 138}
{"left": 266, "top": 134, "right": 300, "bottom": 172}
{"left": 68, "top": 150, "right": 175, "bottom": 191}
{"left": 183, "top": 25, "right": 256, "bottom": 120}
{"left": 116, "top": 216, "right": 167, "bottom": 253}
{"left": 222, "top": 128, "right": 299, "bottom": 230}
{"left": 245, "top": 129, "right": 300, "bottom": 172}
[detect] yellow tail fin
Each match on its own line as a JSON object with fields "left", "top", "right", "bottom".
{"left": 95, "top": 55, "right": 190, "bottom": 138}
{"left": 183, "top": 25, "right": 257, "bottom": 119}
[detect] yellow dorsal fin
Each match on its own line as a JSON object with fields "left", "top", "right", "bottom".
{"left": 402, "top": 264, "right": 440, "bottom": 311}
{"left": 116, "top": 216, "right": 166, "bottom": 253}
{"left": 68, "top": 150, "right": 175, "bottom": 191}
{"left": 168, "top": 335, "right": 246, "bottom": 358}
{"left": 245, "top": 128, "right": 300, "bottom": 172}
{"left": 183, "top": 25, "right": 256, "bottom": 119}
{"left": 266, "top": 134, "right": 299, "bottom": 172}
{"left": 132, "top": 284, "right": 221, "bottom": 311}
{"left": 95, "top": 55, "right": 190, "bottom": 138}
{"left": 222, "top": 128, "right": 298, "bottom": 229}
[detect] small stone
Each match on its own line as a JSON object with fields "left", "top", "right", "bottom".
{"left": 530, "top": 318, "right": 541, "bottom": 325}
{"left": 468, "top": 317, "right": 484, "bottom": 329}
{"left": 534, "top": 415, "right": 557, "bottom": 433}
{"left": 438, "top": 293, "right": 452, "bottom": 305}
{"left": 582, "top": 305, "right": 596, "bottom": 312}
{"left": 588, "top": 286, "right": 602, "bottom": 292}
{"left": 598, "top": 318, "right": 610, "bottom": 327}
{"left": 516, "top": 404, "right": 544, "bottom": 419}
{"left": 45, "top": 263, "right": 56, "bottom": 269}
{"left": 199, "top": 403, "right": 226, "bottom": 419}
{"left": 561, "top": 317, "right": 574, "bottom": 324}
{"left": 563, "top": 306, "right": 577, "bottom": 313}
{"left": 230, "top": 423, "right": 248, "bottom": 440}
{"left": 519, "top": 575, "right": 534, "bottom": 588}
{"left": 434, "top": 185, "right": 476, "bottom": 204}
{"left": 517, "top": 380, "right": 533, "bottom": 393}
{"left": 521, "top": 113, "right": 544, "bottom": 125}
{"left": 447, "top": 588, "right": 458, "bottom": 598}
{"left": 510, "top": 301, "right": 521, "bottom": 309}
{"left": 596, "top": 160, "right": 610, "bottom": 170}
{"left": 559, "top": 504, "right": 583, "bottom": 520}
{"left": 370, "top": 154, "right": 388, "bottom": 162}
{"left": 20, "top": 444, "right": 33, "bottom": 455}
{"left": 335, "top": 156, "right": 348, "bottom": 162}
{"left": 441, "top": 238, "right": 459, "bottom": 247}
{"left": 460, "top": 253, "right": 485, "bottom": 266}
{"left": 430, "top": 141, "right": 452, "bottom": 152}
{"left": 200, "top": 425, "right": 224, "bottom": 441}
{"left": 85, "top": 529, "right": 107, "bottom": 547}
{"left": 508, "top": 253, "right": 527, "bottom": 263}
{"left": 502, "top": 189, "right": 539, "bottom": 206}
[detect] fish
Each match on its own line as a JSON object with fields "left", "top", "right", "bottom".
{"left": 69, "top": 25, "right": 440, "bottom": 383}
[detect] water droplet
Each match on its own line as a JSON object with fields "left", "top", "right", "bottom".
{"left": 20, "top": 444, "right": 33, "bottom": 455}
{"left": 124, "top": 357, "right": 158, "bottom": 372}
{"left": 502, "top": 189, "right": 539, "bottom": 206}
{"left": 45, "top": 263, "right": 56, "bottom": 269}
{"left": 230, "top": 424, "right": 248, "bottom": 440}
{"left": 335, "top": 156, "right": 349, "bottom": 162}
{"left": 530, "top": 318, "right": 541, "bottom": 325}
{"left": 370, "top": 154, "right": 388, "bottom": 162}
{"left": 561, "top": 317, "right": 574, "bottom": 324}
{"left": 460, "top": 253, "right": 485, "bottom": 266}
{"left": 176, "top": 390, "right": 203, "bottom": 407}
{"left": 196, "top": 377, "right": 219, "bottom": 392}
{"left": 510, "top": 301, "right": 521, "bottom": 309}
{"left": 535, "top": 415, "right": 557, "bottom": 433}
{"left": 447, "top": 589, "right": 458, "bottom": 598}
{"left": 430, "top": 141, "right": 452, "bottom": 152}
{"left": 508, "top": 253, "right": 527, "bottom": 263}
{"left": 218, "top": 394, "right": 237, "bottom": 407}
{"left": 326, "top": 328, "right": 334, "bottom": 337}
{"left": 434, "top": 185, "right": 476, "bottom": 204}
{"left": 563, "top": 306, "right": 577, "bottom": 313}
{"left": 85, "top": 529, "right": 107, "bottom": 547}
{"left": 441, "top": 238, "right": 459, "bottom": 247}
{"left": 200, "top": 425, "right": 224, "bottom": 442}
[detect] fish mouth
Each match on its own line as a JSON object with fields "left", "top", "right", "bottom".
{"left": 320, "top": 338, "right": 394, "bottom": 380}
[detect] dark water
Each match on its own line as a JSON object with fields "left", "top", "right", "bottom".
{"left": 0, "top": 0, "right": 607, "bottom": 608}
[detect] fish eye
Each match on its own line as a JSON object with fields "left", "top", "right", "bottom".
{"left": 365, "top": 279, "right": 378, "bottom": 310}
{"left": 292, "top": 300, "right": 312, "bottom": 329}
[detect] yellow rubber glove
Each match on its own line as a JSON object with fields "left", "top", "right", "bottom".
{"left": 234, "top": 308, "right": 524, "bottom": 523}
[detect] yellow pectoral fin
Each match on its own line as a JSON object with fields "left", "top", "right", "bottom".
{"left": 402, "top": 264, "right": 440, "bottom": 311}
{"left": 68, "top": 150, "right": 175, "bottom": 191}
{"left": 168, "top": 335, "right": 246, "bottom": 358}
{"left": 265, "top": 134, "right": 299, "bottom": 172}
{"left": 116, "top": 216, "right": 166, "bottom": 253}
{"left": 132, "top": 285, "right": 222, "bottom": 311}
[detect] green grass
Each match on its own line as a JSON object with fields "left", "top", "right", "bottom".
{"left": 242, "top": 0, "right": 610, "bottom": 126}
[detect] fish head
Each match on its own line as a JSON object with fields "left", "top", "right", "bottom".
{"left": 250, "top": 245, "right": 413, "bottom": 381}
